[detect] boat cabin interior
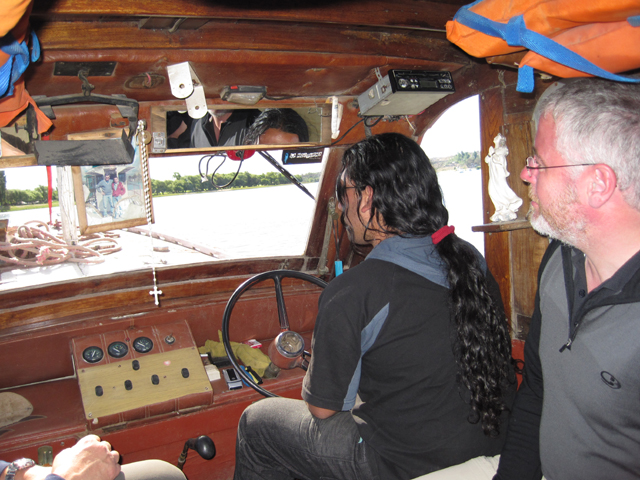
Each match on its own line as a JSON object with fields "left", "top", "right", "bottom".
{"left": 0, "top": 1, "right": 633, "bottom": 478}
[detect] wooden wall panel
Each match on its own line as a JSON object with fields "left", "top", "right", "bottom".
{"left": 510, "top": 228, "right": 550, "bottom": 337}
{"left": 476, "top": 70, "right": 554, "bottom": 338}
{"left": 484, "top": 230, "right": 513, "bottom": 329}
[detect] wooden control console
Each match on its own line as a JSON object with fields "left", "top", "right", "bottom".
{"left": 71, "top": 321, "right": 213, "bottom": 428}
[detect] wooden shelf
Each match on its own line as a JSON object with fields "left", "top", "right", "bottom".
{"left": 472, "top": 219, "right": 531, "bottom": 233}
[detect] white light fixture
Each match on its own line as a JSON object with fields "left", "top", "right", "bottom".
{"left": 166, "top": 62, "right": 207, "bottom": 119}
{"left": 220, "top": 85, "right": 266, "bottom": 105}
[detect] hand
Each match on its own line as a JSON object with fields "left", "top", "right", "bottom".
{"left": 51, "top": 435, "right": 121, "bottom": 480}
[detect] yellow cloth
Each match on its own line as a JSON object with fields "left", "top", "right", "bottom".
{"left": 198, "top": 331, "right": 271, "bottom": 377}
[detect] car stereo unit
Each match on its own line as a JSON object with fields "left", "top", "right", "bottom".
{"left": 357, "top": 70, "right": 455, "bottom": 116}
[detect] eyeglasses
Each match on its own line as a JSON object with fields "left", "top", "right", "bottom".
{"left": 526, "top": 156, "right": 592, "bottom": 172}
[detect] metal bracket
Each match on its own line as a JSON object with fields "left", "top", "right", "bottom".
{"left": 167, "top": 62, "right": 208, "bottom": 119}
{"left": 38, "top": 446, "right": 54, "bottom": 466}
{"left": 152, "top": 132, "right": 167, "bottom": 153}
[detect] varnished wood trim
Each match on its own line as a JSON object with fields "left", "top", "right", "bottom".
{"left": 32, "top": 20, "right": 468, "bottom": 66}
{"left": 31, "top": 0, "right": 464, "bottom": 32}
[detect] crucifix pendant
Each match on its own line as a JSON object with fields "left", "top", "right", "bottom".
{"left": 149, "top": 284, "right": 163, "bottom": 306}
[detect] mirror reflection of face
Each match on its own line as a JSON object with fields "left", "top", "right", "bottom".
{"left": 259, "top": 128, "right": 300, "bottom": 145}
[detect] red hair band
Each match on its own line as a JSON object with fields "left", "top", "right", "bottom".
{"left": 432, "top": 225, "right": 455, "bottom": 245}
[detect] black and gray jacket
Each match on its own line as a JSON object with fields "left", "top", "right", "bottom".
{"left": 496, "top": 240, "right": 640, "bottom": 480}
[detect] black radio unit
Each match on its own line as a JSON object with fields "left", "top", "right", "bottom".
{"left": 357, "top": 70, "right": 455, "bottom": 116}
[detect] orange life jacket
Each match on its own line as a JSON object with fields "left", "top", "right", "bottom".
{"left": 0, "top": 0, "right": 52, "bottom": 134}
{"left": 446, "top": 0, "right": 640, "bottom": 92}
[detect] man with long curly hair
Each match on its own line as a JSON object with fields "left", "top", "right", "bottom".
{"left": 233, "top": 133, "right": 516, "bottom": 480}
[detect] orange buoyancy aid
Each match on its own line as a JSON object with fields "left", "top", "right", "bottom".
{"left": 0, "top": 0, "right": 52, "bottom": 134}
{"left": 446, "top": 0, "right": 640, "bottom": 92}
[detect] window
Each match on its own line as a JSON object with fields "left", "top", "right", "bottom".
{"left": 421, "top": 95, "right": 484, "bottom": 253}
{"left": 0, "top": 150, "right": 324, "bottom": 290}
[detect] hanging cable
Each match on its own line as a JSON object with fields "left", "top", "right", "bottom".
{"left": 198, "top": 153, "right": 245, "bottom": 189}
{"left": 363, "top": 116, "right": 384, "bottom": 128}
{"left": 327, "top": 117, "right": 365, "bottom": 146}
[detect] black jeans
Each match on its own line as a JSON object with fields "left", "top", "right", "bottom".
{"left": 233, "top": 397, "right": 380, "bottom": 480}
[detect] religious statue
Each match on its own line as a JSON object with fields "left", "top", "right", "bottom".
{"left": 486, "top": 133, "right": 522, "bottom": 222}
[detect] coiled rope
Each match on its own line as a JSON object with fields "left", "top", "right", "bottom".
{"left": 0, "top": 220, "right": 121, "bottom": 267}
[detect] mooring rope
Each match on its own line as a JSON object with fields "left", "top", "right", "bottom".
{"left": 0, "top": 220, "right": 121, "bottom": 267}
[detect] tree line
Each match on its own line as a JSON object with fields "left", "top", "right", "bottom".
{"left": 430, "top": 151, "right": 481, "bottom": 171}
{"left": 151, "top": 171, "right": 321, "bottom": 196}
{"left": 0, "top": 170, "right": 320, "bottom": 208}
{"left": 0, "top": 171, "right": 59, "bottom": 210}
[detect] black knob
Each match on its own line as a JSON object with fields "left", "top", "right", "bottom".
{"left": 151, "top": 374, "right": 160, "bottom": 385}
{"left": 132, "top": 360, "right": 140, "bottom": 370}
{"left": 95, "top": 385, "right": 103, "bottom": 396}
{"left": 181, "top": 368, "right": 189, "bottom": 378}
{"left": 188, "top": 436, "right": 216, "bottom": 460}
{"left": 125, "top": 380, "right": 133, "bottom": 390}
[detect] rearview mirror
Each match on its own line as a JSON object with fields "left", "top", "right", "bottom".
{"left": 149, "top": 104, "right": 330, "bottom": 154}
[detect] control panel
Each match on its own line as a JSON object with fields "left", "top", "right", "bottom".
{"left": 71, "top": 321, "right": 212, "bottom": 427}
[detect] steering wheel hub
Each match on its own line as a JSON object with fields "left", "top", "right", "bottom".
{"left": 268, "top": 331, "right": 306, "bottom": 370}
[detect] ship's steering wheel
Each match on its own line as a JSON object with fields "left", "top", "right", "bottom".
{"left": 221, "top": 270, "right": 327, "bottom": 397}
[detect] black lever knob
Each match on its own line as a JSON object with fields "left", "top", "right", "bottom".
{"left": 188, "top": 435, "right": 216, "bottom": 460}
{"left": 177, "top": 435, "right": 215, "bottom": 470}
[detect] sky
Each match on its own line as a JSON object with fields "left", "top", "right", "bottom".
{"left": 2, "top": 96, "right": 480, "bottom": 190}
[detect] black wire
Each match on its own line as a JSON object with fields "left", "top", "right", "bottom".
{"left": 198, "top": 153, "right": 245, "bottom": 189}
{"left": 328, "top": 117, "right": 366, "bottom": 146}
{"left": 363, "top": 116, "right": 384, "bottom": 128}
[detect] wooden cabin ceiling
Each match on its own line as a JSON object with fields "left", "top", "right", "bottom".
{"left": 27, "top": 0, "right": 475, "bottom": 102}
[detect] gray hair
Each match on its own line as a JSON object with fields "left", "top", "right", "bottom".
{"left": 534, "top": 79, "right": 640, "bottom": 210}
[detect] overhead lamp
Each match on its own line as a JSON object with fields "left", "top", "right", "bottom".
{"left": 220, "top": 85, "right": 266, "bottom": 105}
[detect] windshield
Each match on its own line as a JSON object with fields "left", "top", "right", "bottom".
{"left": 0, "top": 149, "right": 325, "bottom": 291}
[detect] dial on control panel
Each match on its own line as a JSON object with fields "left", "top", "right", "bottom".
{"left": 108, "top": 341, "right": 129, "bottom": 358}
{"left": 133, "top": 336, "right": 154, "bottom": 353}
{"left": 82, "top": 346, "right": 104, "bottom": 364}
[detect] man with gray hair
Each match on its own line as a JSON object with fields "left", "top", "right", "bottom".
{"left": 417, "top": 78, "right": 640, "bottom": 480}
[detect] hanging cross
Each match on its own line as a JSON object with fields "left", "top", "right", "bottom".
{"left": 149, "top": 285, "right": 163, "bottom": 306}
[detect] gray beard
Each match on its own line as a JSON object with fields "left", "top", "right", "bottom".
{"left": 527, "top": 205, "right": 584, "bottom": 248}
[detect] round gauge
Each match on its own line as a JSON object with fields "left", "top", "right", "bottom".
{"left": 82, "top": 346, "right": 104, "bottom": 364}
{"left": 133, "top": 336, "right": 154, "bottom": 353}
{"left": 108, "top": 341, "right": 129, "bottom": 358}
